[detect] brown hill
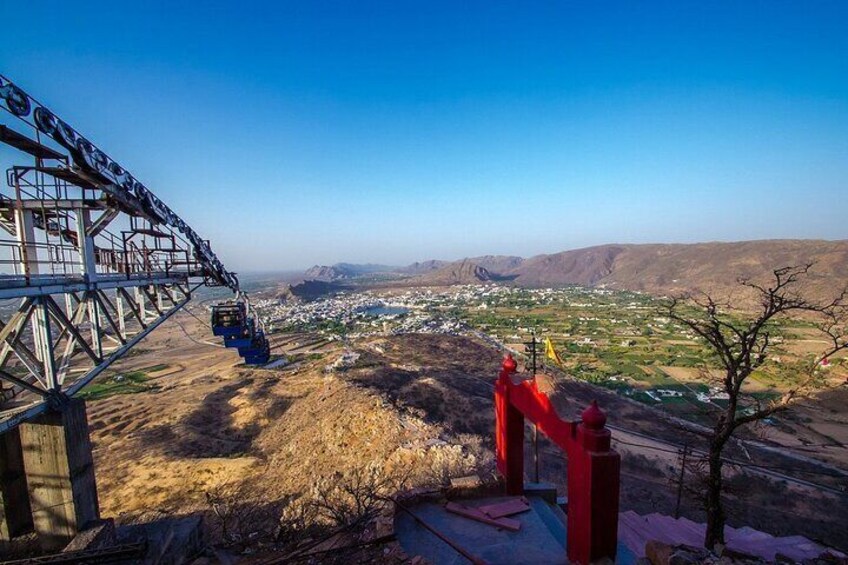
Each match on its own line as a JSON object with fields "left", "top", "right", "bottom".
{"left": 277, "top": 280, "right": 351, "bottom": 302}
{"left": 413, "top": 259, "right": 493, "bottom": 285}
{"left": 507, "top": 245, "right": 624, "bottom": 286}
{"left": 304, "top": 265, "right": 348, "bottom": 281}
{"left": 398, "top": 259, "right": 449, "bottom": 275}
{"left": 468, "top": 255, "right": 525, "bottom": 273}
{"left": 508, "top": 240, "right": 848, "bottom": 300}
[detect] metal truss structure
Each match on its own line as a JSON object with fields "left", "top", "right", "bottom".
{"left": 0, "top": 75, "right": 240, "bottom": 433}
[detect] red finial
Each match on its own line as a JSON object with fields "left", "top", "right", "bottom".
{"left": 502, "top": 353, "right": 517, "bottom": 373}
{"left": 581, "top": 400, "right": 607, "bottom": 430}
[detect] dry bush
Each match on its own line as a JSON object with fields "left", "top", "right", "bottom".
{"left": 276, "top": 494, "right": 321, "bottom": 545}
{"left": 382, "top": 433, "right": 495, "bottom": 490}
{"left": 309, "top": 463, "right": 409, "bottom": 528}
{"left": 205, "top": 479, "right": 282, "bottom": 545}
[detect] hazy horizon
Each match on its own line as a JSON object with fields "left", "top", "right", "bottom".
{"left": 240, "top": 236, "right": 848, "bottom": 273}
{"left": 4, "top": 2, "right": 847, "bottom": 271}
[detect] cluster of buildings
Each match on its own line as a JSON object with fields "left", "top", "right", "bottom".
{"left": 252, "top": 283, "right": 744, "bottom": 410}
{"left": 250, "top": 284, "right": 576, "bottom": 346}
{"left": 249, "top": 283, "right": 661, "bottom": 349}
{"left": 252, "top": 285, "right": 509, "bottom": 338}
{"left": 251, "top": 293, "right": 388, "bottom": 328}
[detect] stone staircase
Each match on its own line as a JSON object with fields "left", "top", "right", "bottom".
{"left": 618, "top": 510, "right": 843, "bottom": 563}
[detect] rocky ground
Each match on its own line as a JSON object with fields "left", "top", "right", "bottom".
{"left": 85, "top": 310, "right": 498, "bottom": 560}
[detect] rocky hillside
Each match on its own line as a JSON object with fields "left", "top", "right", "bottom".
{"left": 304, "top": 264, "right": 349, "bottom": 281}
{"left": 411, "top": 259, "right": 493, "bottom": 285}
{"left": 88, "top": 322, "right": 502, "bottom": 558}
{"left": 507, "top": 245, "right": 622, "bottom": 287}
{"left": 277, "top": 279, "right": 351, "bottom": 302}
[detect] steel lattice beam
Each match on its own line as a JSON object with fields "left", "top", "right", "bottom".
{"left": 0, "top": 74, "right": 238, "bottom": 431}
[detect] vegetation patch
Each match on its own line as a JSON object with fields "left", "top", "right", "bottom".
{"left": 79, "top": 370, "right": 160, "bottom": 400}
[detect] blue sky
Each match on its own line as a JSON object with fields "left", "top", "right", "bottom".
{"left": 2, "top": 1, "right": 847, "bottom": 271}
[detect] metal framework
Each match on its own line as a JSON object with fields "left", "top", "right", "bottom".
{"left": 0, "top": 76, "right": 240, "bottom": 433}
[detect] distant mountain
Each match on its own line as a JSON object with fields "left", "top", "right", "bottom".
{"left": 334, "top": 263, "right": 396, "bottom": 275}
{"left": 308, "top": 240, "right": 848, "bottom": 300}
{"left": 398, "top": 256, "right": 521, "bottom": 277}
{"left": 304, "top": 263, "right": 396, "bottom": 281}
{"left": 412, "top": 259, "right": 493, "bottom": 285}
{"left": 507, "top": 240, "right": 848, "bottom": 300}
{"left": 398, "top": 259, "right": 450, "bottom": 275}
{"left": 277, "top": 280, "right": 351, "bottom": 302}
{"left": 304, "top": 265, "right": 347, "bottom": 281}
{"left": 467, "top": 255, "right": 524, "bottom": 274}
{"left": 506, "top": 245, "right": 624, "bottom": 286}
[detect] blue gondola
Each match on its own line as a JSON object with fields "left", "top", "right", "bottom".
{"left": 240, "top": 330, "right": 270, "bottom": 365}
{"left": 212, "top": 299, "right": 270, "bottom": 365}
{"left": 224, "top": 318, "right": 256, "bottom": 348}
{"left": 237, "top": 329, "right": 266, "bottom": 356}
{"left": 211, "top": 303, "right": 247, "bottom": 337}
{"left": 244, "top": 353, "right": 270, "bottom": 365}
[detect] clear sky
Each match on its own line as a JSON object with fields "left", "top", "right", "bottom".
{"left": 2, "top": 1, "right": 847, "bottom": 271}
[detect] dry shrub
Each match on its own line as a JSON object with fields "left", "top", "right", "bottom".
{"left": 277, "top": 494, "right": 321, "bottom": 545}
{"left": 205, "top": 479, "right": 283, "bottom": 545}
{"left": 309, "top": 462, "right": 408, "bottom": 528}
{"left": 385, "top": 433, "right": 495, "bottom": 488}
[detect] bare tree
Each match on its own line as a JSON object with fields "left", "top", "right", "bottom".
{"left": 664, "top": 264, "right": 848, "bottom": 551}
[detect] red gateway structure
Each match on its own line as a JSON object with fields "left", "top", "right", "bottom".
{"left": 495, "top": 354, "right": 621, "bottom": 564}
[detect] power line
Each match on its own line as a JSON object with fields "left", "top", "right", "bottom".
{"left": 611, "top": 436, "right": 846, "bottom": 479}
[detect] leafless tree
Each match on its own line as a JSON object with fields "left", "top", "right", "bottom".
{"left": 664, "top": 264, "right": 848, "bottom": 550}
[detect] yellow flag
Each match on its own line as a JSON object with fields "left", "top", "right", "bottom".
{"left": 544, "top": 337, "right": 564, "bottom": 368}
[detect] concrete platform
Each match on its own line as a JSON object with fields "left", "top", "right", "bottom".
{"left": 396, "top": 495, "right": 568, "bottom": 565}
{"left": 396, "top": 494, "right": 638, "bottom": 564}
{"left": 117, "top": 515, "right": 205, "bottom": 564}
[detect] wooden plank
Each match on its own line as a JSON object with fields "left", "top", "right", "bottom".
{"left": 444, "top": 502, "right": 521, "bottom": 532}
{"left": 478, "top": 497, "right": 531, "bottom": 519}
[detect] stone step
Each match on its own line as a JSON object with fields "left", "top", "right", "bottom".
{"left": 733, "top": 535, "right": 823, "bottom": 562}
{"left": 673, "top": 516, "right": 705, "bottom": 542}
{"left": 619, "top": 513, "right": 677, "bottom": 549}
{"left": 726, "top": 525, "right": 773, "bottom": 544}
{"left": 618, "top": 511, "right": 836, "bottom": 564}
{"left": 617, "top": 518, "right": 647, "bottom": 557}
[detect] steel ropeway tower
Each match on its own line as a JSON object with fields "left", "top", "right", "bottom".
{"left": 0, "top": 76, "right": 267, "bottom": 434}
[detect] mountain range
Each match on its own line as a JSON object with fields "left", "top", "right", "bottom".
{"left": 302, "top": 239, "right": 848, "bottom": 299}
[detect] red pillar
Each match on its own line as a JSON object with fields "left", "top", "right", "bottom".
{"left": 495, "top": 354, "right": 524, "bottom": 495}
{"left": 566, "top": 401, "right": 620, "bottom": 565}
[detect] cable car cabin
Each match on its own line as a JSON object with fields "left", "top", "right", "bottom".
{"left": 237, "top": 329, "right": 267, "bottom": 357}
{"left": 223, "top": 318, "right": 256, "bottom": 348}
{"left": 240, "top": 330, "right": 271, "bottom": 365}
{"left": 244, "top": 351, "right": 270, "bottom": 365}
{"left": 211, "top": 303, "right": 247, "bottom": 337}
{"left": 243, "top": 350, "right": 270, "bottom": 365}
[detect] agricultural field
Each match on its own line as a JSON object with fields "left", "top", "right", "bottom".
{"left": 453, "top": 286, "right": 846, "bottom": 427}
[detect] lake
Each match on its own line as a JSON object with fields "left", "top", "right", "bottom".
{"left": 362, "top": 305, "right": 409, "bottom": 317}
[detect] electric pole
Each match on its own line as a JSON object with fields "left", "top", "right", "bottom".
{"left": 524, "top": 332, "right": 540, "bottom": 483}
